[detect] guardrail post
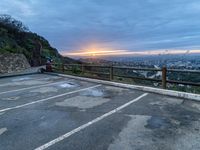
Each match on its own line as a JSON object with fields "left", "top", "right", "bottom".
{"left": 81, "top": 64, "right": 84, "bottom": 73}
{"left": 46, "top": 62, "right": 52, "bottom": 72}
{"left": 62, "top": 64, "right": 65, "bottom": 72}
{"left": 162, "top": 66, "right": 167, "bottom": 89}
{"left": 110, "top": 65, "right": 114, "bottom": 80}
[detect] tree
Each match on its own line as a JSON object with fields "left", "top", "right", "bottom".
{"left": 0, "top": 14, "right": 29, "bottom": 33}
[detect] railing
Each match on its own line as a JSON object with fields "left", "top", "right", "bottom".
{"left": 50, "top": 63, "right": 200, "bottom": 89}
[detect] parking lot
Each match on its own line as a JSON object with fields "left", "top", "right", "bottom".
{"left": 0, "top": 73, "right": 200, "bottom": 150}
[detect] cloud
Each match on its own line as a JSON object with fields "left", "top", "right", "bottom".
{"left": 0, "top": 0, "right": 36, "bottom": 18}
{"left": 1, "top": 0, "right": 200, "bottom": 53}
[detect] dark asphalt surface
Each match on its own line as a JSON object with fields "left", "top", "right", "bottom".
{"left": 0, "top": 73, "right": 200, "bottom": 150}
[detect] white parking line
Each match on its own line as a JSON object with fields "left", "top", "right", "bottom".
{"left": 0, "top": 84, "right": 101, "bottom": 113}
{"left": 0, "top": 76, "right": 57, "bottom": 86}
{"left": 34, "top": 93, "right": 148, "bottom": 150}
{"left": 0, "top": 80, "right": 69, "bottom": 95}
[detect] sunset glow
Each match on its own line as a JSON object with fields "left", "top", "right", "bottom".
{"left": 62, "top": 49, "right": 200, "bottom": 57}
{"left": 63, "top": 50, "right": 127, "bottom": 57}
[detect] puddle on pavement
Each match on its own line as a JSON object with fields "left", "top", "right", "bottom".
{"left": 145, "top": 116, "right": 172, "bottom": 129}
{"left": 57, "top": 82, "right": 77, "bottom": 88}
{"left": 80, "top": 88, "right": 105, "bottom": 97}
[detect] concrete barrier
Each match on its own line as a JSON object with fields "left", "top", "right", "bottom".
{"left": 46, "top": 72, "right": 200, "bottom": 101}
{"left": 0, "top": 66, "right": 45, "bottom": 78}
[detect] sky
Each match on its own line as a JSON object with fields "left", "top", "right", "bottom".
{"left": 1, "top": 0, "right": 200, "bottom": 57}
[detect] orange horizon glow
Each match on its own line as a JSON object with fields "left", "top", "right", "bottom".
{"left": 61, "top": 49, "right": 200, "bottom": 57}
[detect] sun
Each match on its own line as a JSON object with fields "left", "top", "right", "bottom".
{"left": 91, "top": 52, "right": 96, "bottom": 57}
{"left": 85, "top": 49, "right": 99, "bottom": 57}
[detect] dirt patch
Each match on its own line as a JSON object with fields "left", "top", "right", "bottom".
{"left": 55, "top": 96, "right": 110, "bottom": 109}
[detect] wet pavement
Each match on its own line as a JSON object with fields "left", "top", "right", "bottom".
{"left": 0, "top": 73, "right": 200, "bottom": 150}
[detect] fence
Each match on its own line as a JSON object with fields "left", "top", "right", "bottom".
{"left": 50, "top": 63, "right": 200, "bottom": 89}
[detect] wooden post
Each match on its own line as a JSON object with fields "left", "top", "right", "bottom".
{"left": 62, "top": 64, "right": 65, "bottom": 72}
{"left": 162, "top": 66, "right": 167, "bottom": 89}
{"left": 46, "top": 62, "right": 52, "bottom": 72}
{"left": 110, "top": 65, "right": 114, "bottom": 80}
{"left": 81, "top": 64, "right": 84, "bottom": 73}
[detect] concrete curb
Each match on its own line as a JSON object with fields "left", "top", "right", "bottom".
{"left": 46, "top": 72, "right": 200, "bottom": 101}
{"left": 0, "top": 66, "right": 45, "bottom": 78}
{"left": 0, "top": 72, "right": 39, "bottom": 79}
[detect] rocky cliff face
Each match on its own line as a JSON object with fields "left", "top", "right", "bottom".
{"left": 0, "top": 14, "right": 62, "bottom": 66}
{"left": 0, "top": 53, "right": 30, "bottom": 73}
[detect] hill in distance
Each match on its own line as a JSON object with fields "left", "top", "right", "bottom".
{"left": 0, "top": 14, "right": 79, "bottom": 66}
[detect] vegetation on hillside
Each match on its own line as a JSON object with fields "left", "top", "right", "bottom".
{"left": 0, "top": 14, "right": 78, "bottom": 66}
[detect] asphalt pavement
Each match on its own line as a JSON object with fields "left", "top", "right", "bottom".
{"left": 0, "top": 73, "right": 200, "bottom": 150}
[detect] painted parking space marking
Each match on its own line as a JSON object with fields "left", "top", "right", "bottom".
{"left": 34, "top": 93, "right": 148, "bottom": 150}
{"left": 0, "top": 84, "right": 101, "bottom": 113}
{"left": 0, "top": 128, "right": 7, "bottom": 135}
{"left": 0, "top": 80, "right": 73, "bottom": 95}
{"left": 0, "top": 76, "right": 61, "bottom": 87}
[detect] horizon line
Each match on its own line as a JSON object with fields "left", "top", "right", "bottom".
{"left": 61, "top": 49, "right": 200, "bottom": 57}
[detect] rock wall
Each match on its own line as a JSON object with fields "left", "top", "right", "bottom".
{"left": 0, "top": 53, "right": 30, "bottom": 73}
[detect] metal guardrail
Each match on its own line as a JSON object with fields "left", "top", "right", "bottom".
{"left": 50, "top": 63, "right": 200, "bottom": 89}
